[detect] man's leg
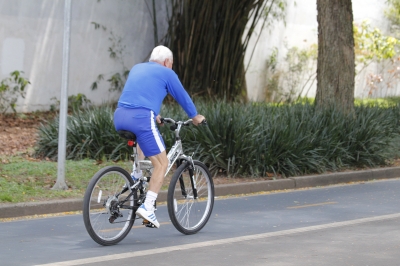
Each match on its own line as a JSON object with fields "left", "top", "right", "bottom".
{"left": 137, "top": 143, "right": 145, "bottom": 160}
{"left": 147, "top": 150, "right": 168, "bottom": 193}
{"left": 135, "top": 150, "right": 168, "bottom": 228}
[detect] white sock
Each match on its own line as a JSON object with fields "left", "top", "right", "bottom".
{"left": 144, "top": 190, "right": 157, "bottom": 210}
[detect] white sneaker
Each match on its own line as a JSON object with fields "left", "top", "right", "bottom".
{"left": 135, "top": 204, "right": 160, "bottom": 228}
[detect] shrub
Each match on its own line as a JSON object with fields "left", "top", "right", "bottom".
{"left": 34, "top": 100, "right": 400, "bottom": 177}
{"left": 184, "top": 100, "right": 400, "bottom": 177}
{"left": 35, "top": 106, "right": 131, "bottom": 161}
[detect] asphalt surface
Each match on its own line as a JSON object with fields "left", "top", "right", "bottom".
{"left": 1, "top": 177, "right": 400, "bottom": 265}
{"left": 1, "top": 166, "right": 400, "bottom": 219}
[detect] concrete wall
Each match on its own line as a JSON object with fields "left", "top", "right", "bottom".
{"left": 0, "top": 0, "right": 168, "bottom": 112}
{"left": 245, "top": 0, "right": 394, "bottom": 101}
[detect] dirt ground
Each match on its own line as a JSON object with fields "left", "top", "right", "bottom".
{"left": 0, "top": 114, "right": 47, "bottom": 156}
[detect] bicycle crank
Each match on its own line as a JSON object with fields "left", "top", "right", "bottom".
{"left": 142, "top": 219, "right": 157, "bottom": 228}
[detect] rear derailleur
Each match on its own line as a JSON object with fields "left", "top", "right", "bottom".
{"left": 104, "top": 196, "right": 123, "bottom": 223}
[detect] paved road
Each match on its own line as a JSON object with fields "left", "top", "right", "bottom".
{"left": 1, "top": 178, "right": 400, "bottom": 266}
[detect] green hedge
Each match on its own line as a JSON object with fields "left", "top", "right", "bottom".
{"left": 34, "top": 100, "right": 400, "bottom": 177}
{"left": 34, "top": 106, "right": 132, "bottom": 161}
{"left": 185, "top": 101, "right": 400, "bottom": 177}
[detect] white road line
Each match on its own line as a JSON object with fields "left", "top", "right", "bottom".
{"left": 287, "top": 201, "right": 337, "bottom": 209}
{"left": 35, "top": 212, "right": 400, "bottom": 266}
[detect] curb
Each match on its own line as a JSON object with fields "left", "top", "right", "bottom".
{"left": 292, "top": 167, "right": 400, "bottom": 188}
{"left": 1, "top": 166, "right": 400, "bottom": 219}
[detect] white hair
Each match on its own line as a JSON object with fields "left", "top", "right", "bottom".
{"left": 149, "top": 45, "right": 173, "bottom": 62}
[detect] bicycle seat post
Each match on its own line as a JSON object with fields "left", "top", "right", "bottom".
{"left": 131, "top": 144, "right": 142, "bottom": 181}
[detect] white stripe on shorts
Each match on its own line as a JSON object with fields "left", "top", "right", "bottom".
{"left": 150, "top": 111, "right": 165, "bottom": 154}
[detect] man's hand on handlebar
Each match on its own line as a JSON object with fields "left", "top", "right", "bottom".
{"left": 156, "top": 114, "right": 164, "bottom": 126}
{"left": 192, "top": 114, "right": 206, "bottom": 126}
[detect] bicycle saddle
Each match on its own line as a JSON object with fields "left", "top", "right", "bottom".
{"left": 117, "top": 130, "right": 137, "bottom": 141}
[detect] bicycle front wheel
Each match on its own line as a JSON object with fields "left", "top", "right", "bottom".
{"left": 167, "top": 160, "right": 214, "bottom": 235}
{"left": 83, "top": 166, "right": 136, "bottom": 246}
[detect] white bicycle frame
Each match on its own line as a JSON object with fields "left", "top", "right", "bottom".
{"left": 129, "top": 118, "right": 195, "bottom": 189}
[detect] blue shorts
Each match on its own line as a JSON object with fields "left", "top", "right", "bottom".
{"left": 113, "top": 107, "right": 166, "bottom": 157}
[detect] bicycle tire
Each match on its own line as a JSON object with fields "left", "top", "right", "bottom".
{"left": 83, "top": 166, "right": 137, "bottom": 246}
{"left": 167, "top": 160, "right": 214, "bottom": 235}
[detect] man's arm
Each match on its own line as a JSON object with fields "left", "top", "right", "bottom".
{"left": 166, "top": 72, "right": 198, "bottom": 118}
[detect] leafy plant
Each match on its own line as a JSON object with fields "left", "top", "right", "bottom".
{"left": 0, "top": 71, "right": 30, "bottom": 113}
{"left": 354, "top": 20, "right": 400, "bottom": 65}
{"left": 385, "top": 0, "right": 400, "bottom": 29}
{"left": 90, "top": 22, "right": 130, "bottom": 93}
{"left": 35, "top": 105, "right": 130, "bottom": 161}
{"left": 50, "top": 93, "right": 92, "bottom": 112}
{"left": 34, "top": 100, "right": 400, "bottom": 178}
{"left": 353, "top": 20, "right": 400, "bottom": 97}
{"left": 265, "top": 44, "right": 317, "bottom": 103}
{"left": 185, "top": 100, "right": 400, "bottom": 177}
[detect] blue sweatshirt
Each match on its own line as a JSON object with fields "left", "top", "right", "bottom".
{"left": 117, "top": 62, "right": 197, "bottom": 118}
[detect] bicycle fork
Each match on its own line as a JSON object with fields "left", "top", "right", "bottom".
{"left": 178, "top": 158, "right": 198, "bottom": 200}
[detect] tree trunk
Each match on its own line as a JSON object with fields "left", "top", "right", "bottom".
{"left": 315, "top": 0, "right": 355, "bottom": 113}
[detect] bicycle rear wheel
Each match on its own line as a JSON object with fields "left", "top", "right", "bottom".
{"left": 167, "top": 160, "right": 214, "bottom": 235}
{"left": 83, "top": 166, "right": 136, "bottom": 246}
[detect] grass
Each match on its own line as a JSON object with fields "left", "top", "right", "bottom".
{"left": 0, "top": 154, "right": 185, "bottom": 204}
{"left": 0, "top": 155, "right": 132, "bottom": 203}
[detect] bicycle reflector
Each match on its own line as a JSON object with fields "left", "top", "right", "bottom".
{"left": 127, "top": 140, "right": 135, "bottom": 147}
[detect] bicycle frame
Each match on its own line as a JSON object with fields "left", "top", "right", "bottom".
{"left": 133, "top": 118, "right": 195, "bottom": 181}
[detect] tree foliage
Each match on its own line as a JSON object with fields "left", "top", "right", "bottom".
{"left": 354, "top": 20, "right": 400, "bottom": 65}
{"left": 353, "top": 19, "right": 400, "bottom": 97}
{"left": 164, "top": 0, "right": 285, "bottom": 100}
{"left": 385, "top": 0, "right": 400, "bottom": 26}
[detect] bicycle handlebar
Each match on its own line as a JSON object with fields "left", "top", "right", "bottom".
{"left": 160, "top": 117, "right": 207, "bottom": 131}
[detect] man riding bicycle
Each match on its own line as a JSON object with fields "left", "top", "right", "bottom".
{"left": 113, "top": 45, "right": 205, "bottom": 228}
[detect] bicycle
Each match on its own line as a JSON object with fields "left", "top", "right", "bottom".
{"left": 82, "top": 117, "right": 214, "bottom": 246}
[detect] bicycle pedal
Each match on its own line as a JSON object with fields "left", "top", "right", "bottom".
{"left": 142, "top": 219, "right": 156, "bottom": 228}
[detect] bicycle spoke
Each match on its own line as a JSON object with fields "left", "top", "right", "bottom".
{"left": 83, "top": 167, "right": 137, "bottom": 245}
{"left": 168, "top": 161, "right": 214, "bottom": 234}
{"left": 178, "top": 199, "right": 193, "bottom": 228}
